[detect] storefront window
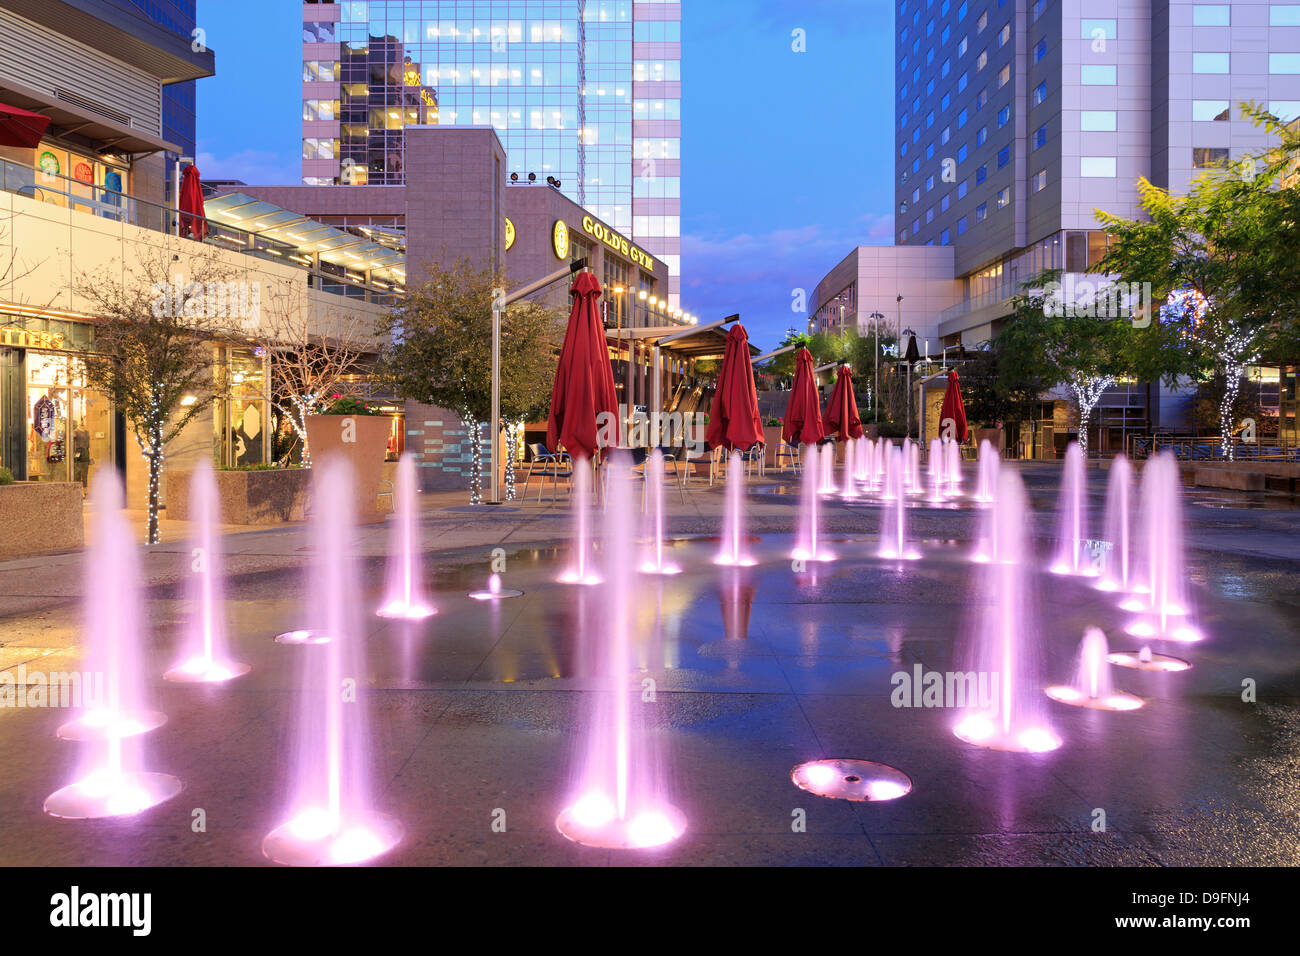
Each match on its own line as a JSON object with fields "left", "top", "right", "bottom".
{"left": 216, "top": 347, "right": 269, "bottom": 467}
{"left": 23, "top": 353, "right": 112, "bottom": 489}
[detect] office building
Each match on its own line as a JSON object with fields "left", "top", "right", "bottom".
{"left": 300, "top": 0, "right": 682, "bottom": 305}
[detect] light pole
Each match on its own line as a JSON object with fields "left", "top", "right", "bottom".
{"left": 490, "top": 257, "right": 588, "bottom": 505}
{"left": 902, "top": 325, "right": 916, "bottom": 440}
{"left": 868, "top": 310, "right": 885, "bottom": 421}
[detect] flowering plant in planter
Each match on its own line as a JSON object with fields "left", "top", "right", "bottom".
{"left": 319, "top": 394, "right": 383, "bottom": 416}
{"left": 765, "top": 416, "right": 783, "bottom": 427}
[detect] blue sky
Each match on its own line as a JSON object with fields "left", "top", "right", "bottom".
{"left": 195, "top": 0, "right": 897, "bottom": 351}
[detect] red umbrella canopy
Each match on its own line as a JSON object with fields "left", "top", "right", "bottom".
{"left": 546, "top": 271, "right": 619, "bottom": 460}
{"left": 179, "top": 165, "right": 208, "bottom": 240}
{"left": 939, "top": 368, "right": 969, "bottom": 443}
{"left": 781, "top": 347, "right": 825, "bottom": 446}
{"left": 705, "top": 323, "right": 764, "bottom": 451}
{"left": 823, "top": 364, "right": 864, "bottom": 442}
{"left": 0, "top": 101, "right": 51, "bottom": 148}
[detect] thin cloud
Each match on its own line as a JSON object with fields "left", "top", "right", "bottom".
{"left": 194, "top": 148, "right": 299, "bottom": 185}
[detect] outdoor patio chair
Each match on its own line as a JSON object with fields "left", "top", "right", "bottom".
{"left": 523, "top": 443, "right": 573, "bottom": 502}
{"left": 739, "top": 441, "right": 766, "bottom": 478}
{"left": 776, "top": 440, "right": 800, "bottom": 474}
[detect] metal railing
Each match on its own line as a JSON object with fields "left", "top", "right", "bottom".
{"left": 1128, "top": 434, "right": 1299, "bottom": 462}
{"left": 1, "top": 157, "right": 401, "bottom": 307}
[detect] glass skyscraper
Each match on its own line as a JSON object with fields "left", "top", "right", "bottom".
{"left": 301, "top": 0, "right": 681, "bottom": 304}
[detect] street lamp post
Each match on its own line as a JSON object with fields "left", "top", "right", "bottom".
{"left": 868, "top": 310, "right": 885, "bottom": 421}
{"left": 489, "top": 257, "right": 588, "bottom": 505}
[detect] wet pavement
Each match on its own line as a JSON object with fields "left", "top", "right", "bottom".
{"left": 0, "top": 462, "right": 1298, "bottom": 866}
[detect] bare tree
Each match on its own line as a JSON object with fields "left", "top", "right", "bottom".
{"left": 76, "top": 253, "right": 246, "bottom": 543}
{"left": 254, "top": 282, "right": 377, "bottom": 466}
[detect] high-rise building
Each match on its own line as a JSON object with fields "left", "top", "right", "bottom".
{"left": 892, "top": 0, "right": 1300, "bottom": 342}
{"left": 300, "top": 0, "right": 682, "bottom": 304}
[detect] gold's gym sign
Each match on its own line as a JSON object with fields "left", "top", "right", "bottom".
{"left": 581, "top": 216, "right": 655, "bottom": 270}
{"left": 0, "top": 327, "right": 65, "bottom": 349}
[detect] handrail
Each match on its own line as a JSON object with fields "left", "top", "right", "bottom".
{"left": 1127, "top": 433, "right": 1298, "bottom": 462}
{"left": 0, "top": 157, "right": 401, "bottom": 306}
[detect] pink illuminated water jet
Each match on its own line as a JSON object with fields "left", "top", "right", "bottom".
{"left": 469, "top": 572, "right": 522, "bottom": 600}
{"left": 640, "top": 448, "right": 680, "bottom": 574}
{"left": 715, "top": 451, "right": 755, "bottom": 566}
{"left": 975, "top": 439, "right": 999, "bottom": 503}
{"left": 954, "top": 469, "right": 1061, "bottom": 753}
{"left": 559, "top": 458, "right": 602, "bottom": 585}
{"left": 558, "top": 455, "right": 685, "bottom": 849}
{"left": 879, "top": 444, "right": 920, "bottom": 560}
{"left": 377, "top": 454, "right": 435, "bottom": 620}
{"left": 905, "top": 439, "right": 922, "bottom": 493}
{"left": 926, "top": 439, "right": 944, "bottom": 502}
{"left": 945, "top": 439, "right": 963, "bottom": 496}
{"left": 263, "top": 458, "right": 403, "bottom": 865}
{"left": 840, "top": 438, "right": 857, "bottom": 497}
{"left": 793, "top": 443, "right": 833, "bottom": 562}
{"left": 45, "top": 471, "right": 181, "bottom": 819}
{"left": 818, "top": 442, "right": 837, "bottom": 494}
{"left": 1125, "top": 453, "right": 1201, "bottom": 642}
{"left": 165, "top": 460, "right": 251, "bottom": 683}
{"left": 1050, "top": 443, "right": 1094, "bottom": 576}
{"left": 1046, "top": 627, "right": 1143, "bottom": 711}
{"left": 1097, "top": 455, "right": 1133, "bottom": 592}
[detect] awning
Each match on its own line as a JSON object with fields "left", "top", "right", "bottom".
{"left": 614, "top": 324, "right": 757, "bottom": 361}
{"left": 0, "top": 101, "right": 51, "bottom": 148}
{"left": 0, "top": 78, "right": 179, "bottom": 155}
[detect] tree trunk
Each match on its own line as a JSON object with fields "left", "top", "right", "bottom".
{"left": 503, "top": 419, "right": 521, "bottom": 501}
{"left": 463, "top": 413, "right": 483, "bottom": 504}
{"left": 146, "top": 440, "right": 163, "bottom": 546}
{"left": 1220, "top": 374, "right": 1241, "bottom": 461}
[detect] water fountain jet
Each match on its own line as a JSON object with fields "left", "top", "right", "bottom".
{"left": 376, "top": 454, "right": 435, "bottom": 620}
{"left": 1046, "top": 627, "right": 1143, "bottom": 710}
{"left": 715, "top": 451, "right": 756, "bottom": 566}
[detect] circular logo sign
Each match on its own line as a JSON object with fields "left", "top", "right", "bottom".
{"left": 504, "top": 218, "right": 516, "bottom": 251}
{"left": 552, "top": 219, "right": 569, "bottom": 260}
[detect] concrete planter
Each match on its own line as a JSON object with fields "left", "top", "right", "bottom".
{"left": 0, "top": 482, "right": 84, "bottom": 558}
{"left": 167, "top": 468, "right": 310, "bottom": 525}
{"left": 974, "top": 428, "right": 1005, "bottom": 453}
{"left": 763, "top": 425, "right": 783, "bottom": 467}
{"left": 305, "top": 414, "right": 391, "bottom": 522}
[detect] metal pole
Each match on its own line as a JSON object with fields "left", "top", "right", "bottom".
{"left": 489, "top": 257, "right": 587, "bottom": 504}
{"left": 874, "top": 312, "right": 880, "bottom": 422}
{"left": 750, "top": 344, "right": 796, "bottom": 364}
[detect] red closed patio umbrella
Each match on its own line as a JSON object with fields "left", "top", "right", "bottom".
{"left": 0, "top": 101, "right": 51, "bottom": 148}
{"left": 823, "top": 364, "right": 864, "bottom": 442}
{"left": 179, "top": 165, "right": 208, "bottom": 240}
{"left": 781, "top": 347, "right": 825, "bottom": 446}
{"left": 546, "top": 271, "right": 619, "bottom": 460}
{"left": 706, "top": 323, "right": 764, "bottom": 451}
{"left": 939, "top": 368, "right": 969, "bottom": 443}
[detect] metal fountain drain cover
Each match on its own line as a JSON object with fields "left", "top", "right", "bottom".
{"left": 791, "top": 758, "right": 913, "bottom": 802}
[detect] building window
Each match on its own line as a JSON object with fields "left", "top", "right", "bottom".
{"left": 1081, "top": 156, "right": 1117, "bottom": 177}
{"left": 958, "top": 108, "right": 968, "bottom": 128}
{"left": 998, "top": 64, "right": 1011, "bottom": 87}
{"left": 997, "top": 145, "right": 1011, "bottom": 168}
{"left": 942, "top": 25, "right": 950, "bottom": 43}
{"left": 942, "top": 57, "right": 952, "bottom": 77}
{"left": 1081, "top": 110, "right": 1116, "bottom": 131}
{"left": 942, "top": 92, "right": 951, "bottom": 110}
{"left": 927, "top": 17, "right": 936, "bottom": 35}
{"left": 959, "top": 36, "right": 968, "bottom": 56}
{"left": 913, "top": 127, "right": 921, "bottom": 143}
{"left": 1081, "top": 64, "right": 1118, "bottom": 84}
{"left": 1193, "top": 5, "right": 1230, "bottom": 26}
{"left": 1193, "top": 53, "right": 1230, "bottom": 73}
{"left": 975, "top": 202, "right": 988, "bottom": 221}
{"left": 1081, "top": 19, "right": 1117, "bottom": 38}
{"left": 913, "top": 157, "right": 921, "bottom": 172}
{"left": 900, "top": 113, "right": 910, "bottom": 129}
{"left": 927, "top": 48, "right": 936, "bottom": 65}
{"left": 1271, "top": 53, "right": 1300, "bottom": 73}
{"left": 1193, "top": 147, "right": 1230, "bottom": 168}
{"left": 976, "top": 126, "right": 988, "bottom": 145}
{"left": 927, "top": 78, "right": 936, "bottom": 94}
{"left": 1192, "top": 100, "right": 1231, "bottom": 121}
{"left": 977, "top": 10, "right": 988, "bottom": 32}
{"left": 977, "top": 49, "right": 988, "bottom": 71}
{"left": 1032, "top": 0, "right": 1046, "bottom": 20}
{"left": 1034, "top": 38, "right": 1047, "bottom": 62}
{"left": 1033, "top": 123, "right": 1047, "bottom": 149}
{"left": 912, "top": 219, "right": 921, "bottom": 234}
{"left": 976, "top": 88, "right": 988, "bottom": 109}
{"left": 926, "top": 174, "right": 935, "bottom": 191}
{"left": 900, "top": 142, "right": 909, "bottom": 157}
{"left": 926, "top": 142, "right": 935, "bottom": 158}
{"left": 1033, "top": 168, "right": 1047, "bottom": 191}
{"left": 958, "top": 0, "right": 968, "bottom": 20}
{"left": 926, "top": 110, "right": 935, "bottom": 127}
{"left": 958, "top": 179, "right": 968, "bottom": 198}
{"left": 941, "top": 193, "right": 950, "bottom": 211}
{"left": 976, "top": 163, "right": 987, "bottom": 184}
{"left": 957, "top": 215, "right": 968, "bottom": 234}
{"left": 1269, "top": 100, "right": 1300, "bottom": 122}
{"left": 1271, "top": 6, "right": 1300, "bottom": 26}
{"left": 1033, "top": 81, "right": 1047, "bottom": 106}
{"left": 926, "top": 206, "right": 935, "bottom": 223}
{"left": 997, "top": 105, "right": 1011, "bottom": 127}
{"left": 958, "top": 71, "right": 969, "bottom": 92}
{"left": 941, "top": 228, "right": 951, "bottom": 245}
{"left": 996, "top": 187, "right": 1010, "bottom": 207}
{"left": 958, "top": 143, "right": 968, "bottom": 161}
{"left": 913, "top": 187, "right": 921, "bottom": 202}
{"left": 941, "top": 125, "right": 951, "bottom": 144}
{"left": 999, "top": 24, "right": 1010, "bottom": 46}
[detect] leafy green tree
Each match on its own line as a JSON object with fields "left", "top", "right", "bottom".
{"left": 498, "top": 299, "right": 564, "bottom": 499}
{"left": 1093, "top": 137, "right": 1300, "bottom": 457}
{"left": 377, "top": 258, "right": 561, "bottom": 502}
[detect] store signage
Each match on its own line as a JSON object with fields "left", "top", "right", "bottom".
{"left": 552, "top": 219, "right": 570, "bottom": 260}
{"left": 0, "top": 327, "right": 66, "bottom": 350}
{"left": 504, "top": 218, "right": 516, "bottom": 251}
{"left": 33, "top": 396, "right": 57, "bottom": 440}
{"left": 581, "top": 215, "right": 655, "bottom": 270}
